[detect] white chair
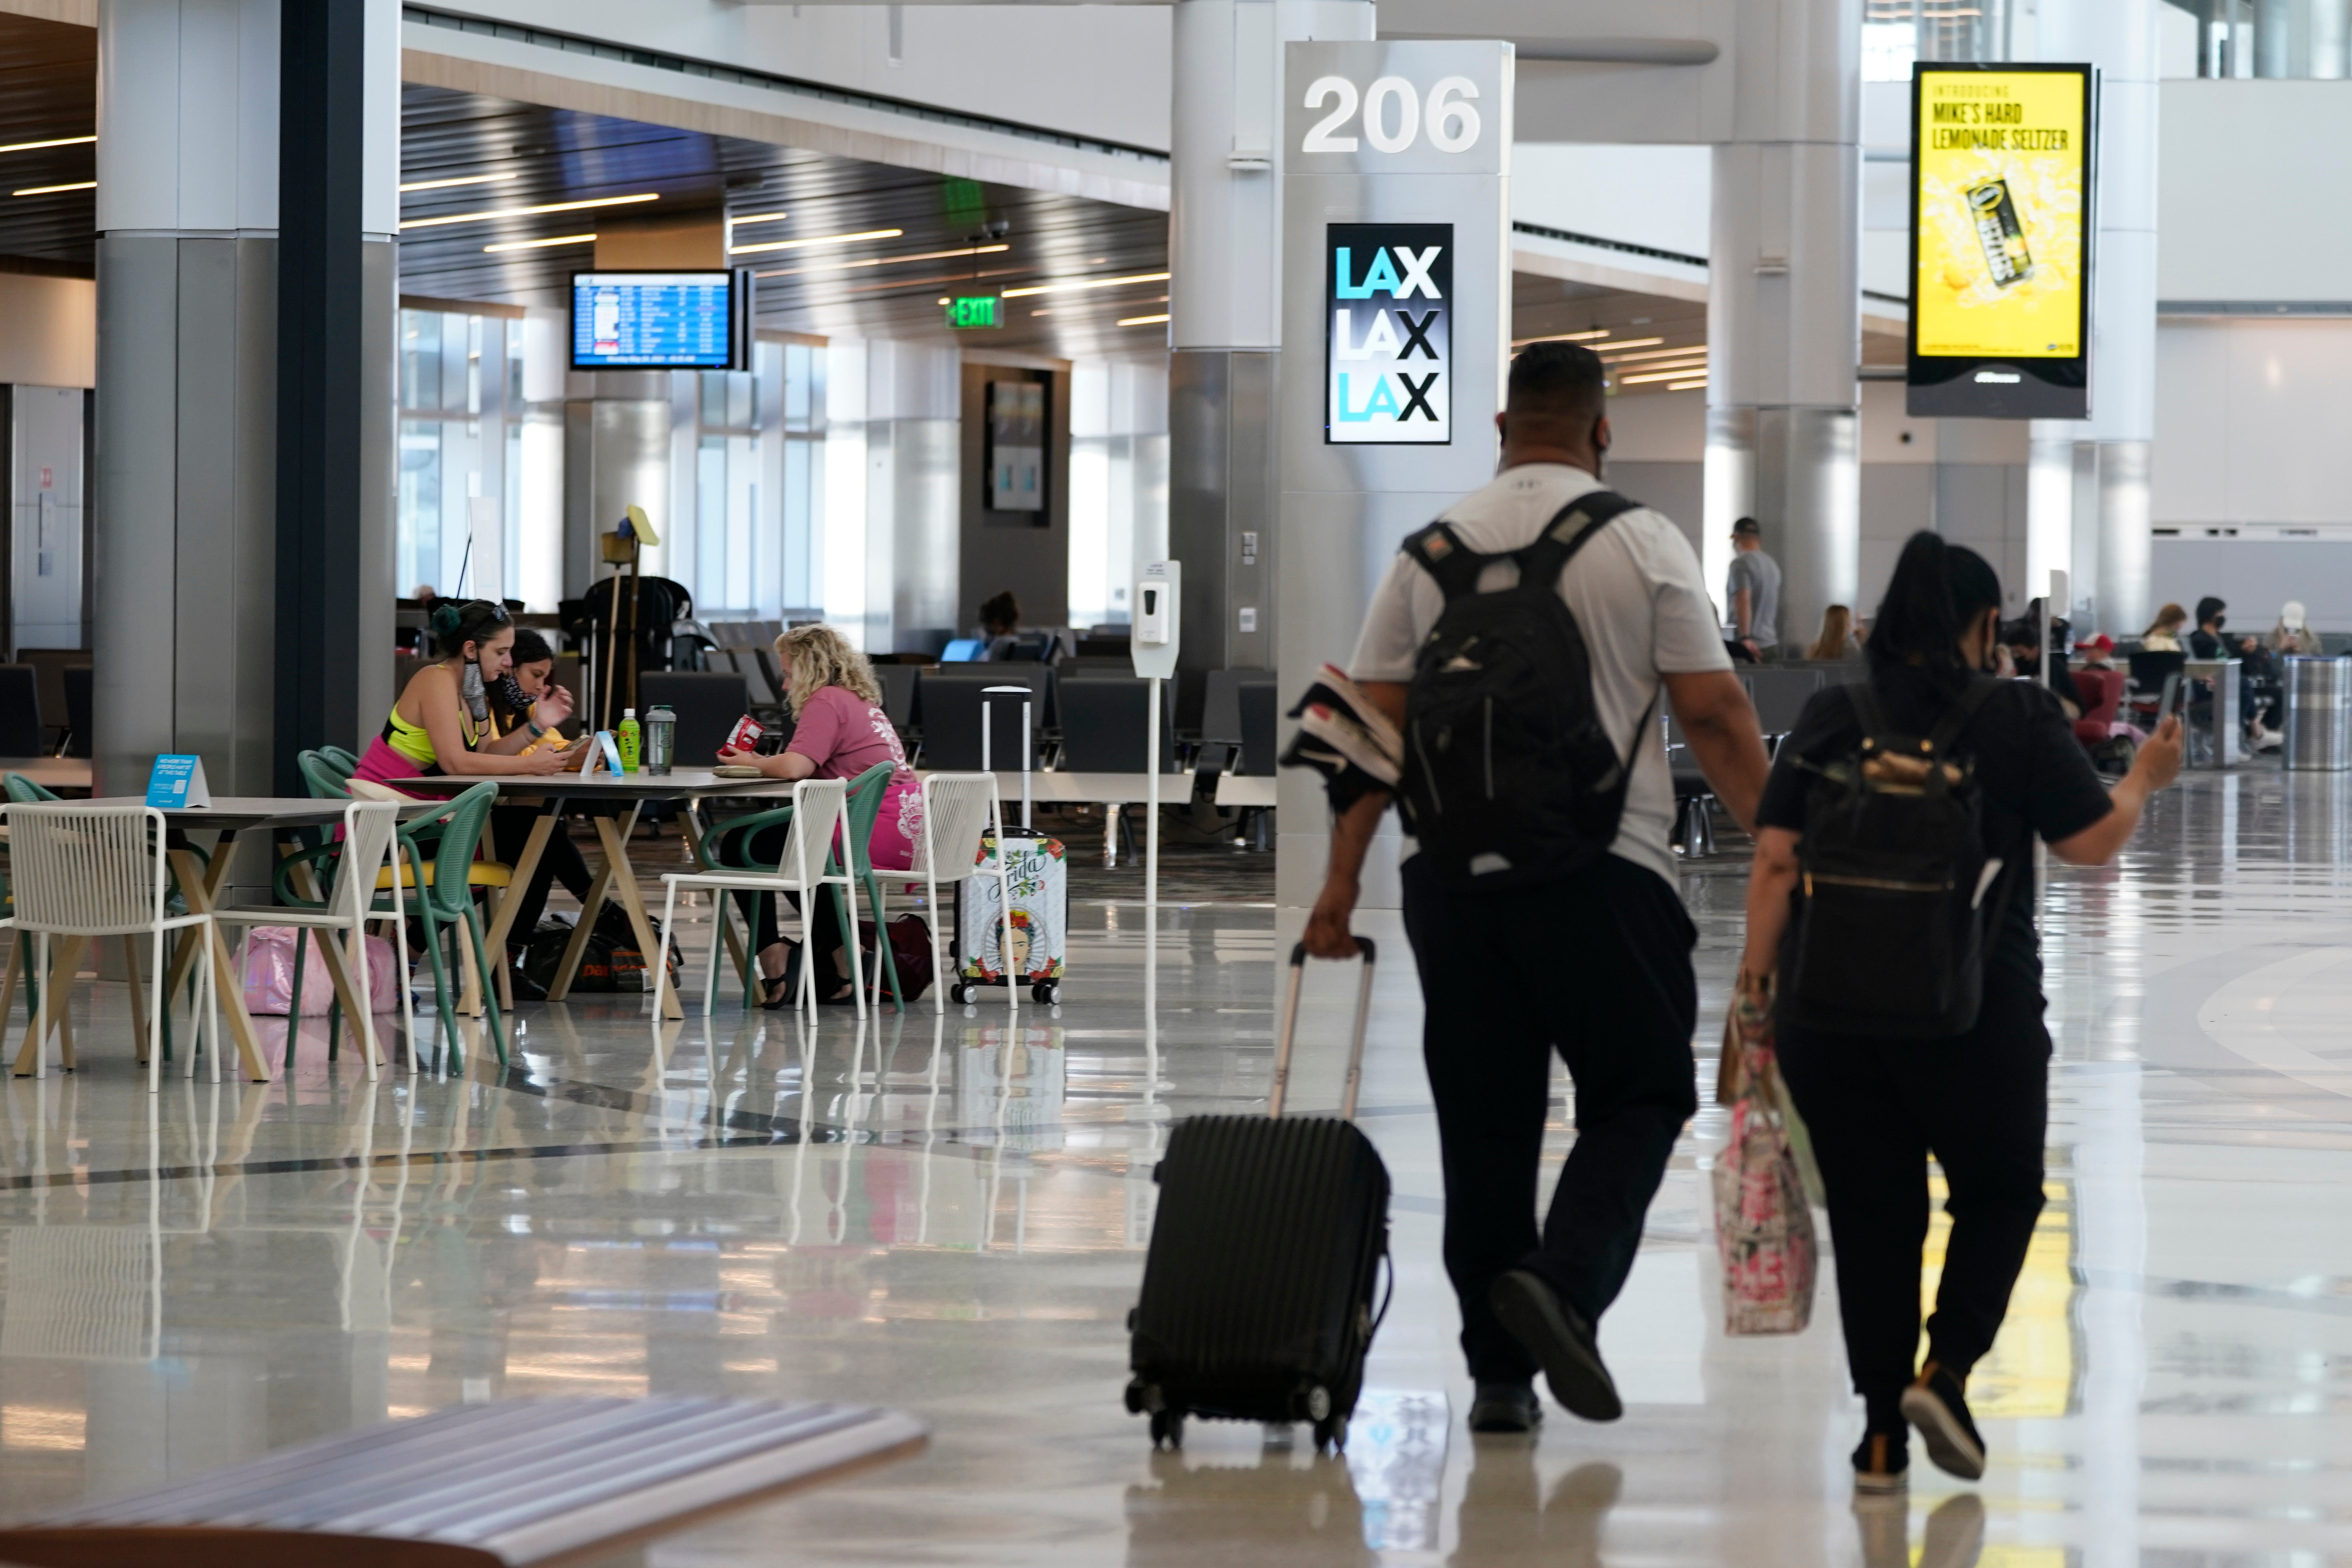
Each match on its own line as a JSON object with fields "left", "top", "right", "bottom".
{"left": 7, "top": 804, "right": 222, "bottom": 1092}
{"left": 653, "top": 778, "right": 866, "bottom": 1019}
{"left": 210, "top": 801, "right": 410, "bottom": 1081}
{"left": 858, "top": 773, "right": 1016, "bottom": 1015}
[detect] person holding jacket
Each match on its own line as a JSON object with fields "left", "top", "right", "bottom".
{"left": 1738, "top": 532, "right": 2181, "bottom": 1493}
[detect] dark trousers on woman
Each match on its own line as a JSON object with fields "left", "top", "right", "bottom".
{"left": 717, "top": 820, "right": 855, "bottom": 989}
{"left": 1775, "top": 981, "right": 2050, "bottom": 1428}
{"left": 1401, "top": 853, "right": 1701, "bottom": 1384}
{"left": 489, "top": 805, "right": 594, "bottom": 954}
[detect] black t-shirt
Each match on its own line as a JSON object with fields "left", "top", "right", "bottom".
{"left": 1757, "top": 667, "right": 2115, "bottom": 993}
{"left": 2188, "top": 627, "right": 2224, "bottom": 659}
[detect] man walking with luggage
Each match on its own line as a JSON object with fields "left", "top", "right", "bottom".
{"left": 1303, "top": 342, "right": 1770, "bottom": 1433}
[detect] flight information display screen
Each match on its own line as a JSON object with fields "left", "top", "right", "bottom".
{"left": 571, "top": 271, "right": 736, "bottom": 368}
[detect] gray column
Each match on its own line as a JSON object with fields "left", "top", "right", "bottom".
{"left": 1703, "top": 0, "right": 1863, "bottom": 651}
{"left": 1169, "top": 0, "right": 1373, "bottom": 723}
{"left": 2025, "top": 0, "right": 2161, "bottom": 637}
{"left": 95, "top": 0, "right": 396, "bottom": 797}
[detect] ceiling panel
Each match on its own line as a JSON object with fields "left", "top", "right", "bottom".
{"left": 398, "top": 84, "right": 1170, "bottom": 362}
{"left": 0, "top": 10, "right": 95, "bottom": 273}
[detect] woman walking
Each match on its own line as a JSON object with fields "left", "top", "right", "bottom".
{"left": 1738, "top": 533, "right": 2181, "bottom": 1491}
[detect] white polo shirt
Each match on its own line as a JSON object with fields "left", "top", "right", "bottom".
{"left": 1347, "top": 462, "right": 1732, "bottom": 887}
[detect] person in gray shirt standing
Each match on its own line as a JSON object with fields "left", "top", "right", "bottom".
{"left": 1726, "top": 516, "right": 1782, "bottom": 662}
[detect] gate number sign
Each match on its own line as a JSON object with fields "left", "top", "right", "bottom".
{"left": 1324, "top": 223, "right": 1452, "bottom": 445}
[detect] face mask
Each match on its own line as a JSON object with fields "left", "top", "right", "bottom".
{"left": 461, "top": 660, "right": 488, "bottom": 723}
{"left": 497, "top": 673, "right": 529, "bottom": 714}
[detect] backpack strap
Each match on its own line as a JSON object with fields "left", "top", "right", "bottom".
{"left": 1846, "top": 674, "right": 1996, "bottom": 759}
{"left": 1924, "top": 675, "right": 1999, "bottom": 759}
{"left": 1512, "top": 489, "right": 1643, "bottom": 590}
{"left": 1400, "top": 521, "right": 1494, "bottom": 602}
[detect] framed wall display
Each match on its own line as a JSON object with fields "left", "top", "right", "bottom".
{"left": 1905, "top": 62, "right": 2095, "bottom": 418}
{"left": 984, "top": 379, "right": 1048, "bottom": 517}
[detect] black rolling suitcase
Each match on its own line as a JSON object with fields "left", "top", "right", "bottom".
{"left": 1124, "top": 938, "right": 1390, "bottom": 1452}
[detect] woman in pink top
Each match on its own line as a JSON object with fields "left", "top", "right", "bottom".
{"left": 714, "top": 624, "right": 923, "bottom": 1004}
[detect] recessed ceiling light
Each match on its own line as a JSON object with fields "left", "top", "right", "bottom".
{"left": 1666, "top": 378, "right": 1707, "bottom": 391}
{"left": 483, "top": 233, "right": 597, "bottom": 253}
{"left": 12, "top": 181, "right": 93, "bottom": 196}
{"left": 751, "top": 243, "right": 1008, "bottom": 281}
{"left": 728, "top": 226, "right": 904, "bottom": 256}
{"left": 730, "top": 211, "right": 790, "bottom": 227}
{"left": 0, "top": 135, "right": 93, "bottom": 156}
{"left": 399, "top": 171, "right": 519, "bottom": 193}
{"left": 1001, "top": 270, "right": 1171, "bottom": 300}
{"left": 402, "top": 193, "right": 659, "bottom": 231}
{"left": 1605, "top": 343, "right": 1705, "bottom": 363}
{"left": 1118, "top": 313, "right": 1171, "bottom": 326}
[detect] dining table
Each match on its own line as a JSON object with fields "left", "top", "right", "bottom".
{"left": 386, "top": 769, "right": 800, "bottom": 1020}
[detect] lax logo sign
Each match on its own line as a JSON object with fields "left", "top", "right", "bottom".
{"left": 1325, "top": 223, "right": 1451, "bottom": 445}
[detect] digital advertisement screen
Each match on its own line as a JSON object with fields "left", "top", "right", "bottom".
{"left": 571, "top": 271, "right": 737, "bottom": 369}
{"left": 1907, "top": 64, "right": 2094, "bottom": 418}
{"left": 1324, "top": 223, "right": 1452, "bottom": 445}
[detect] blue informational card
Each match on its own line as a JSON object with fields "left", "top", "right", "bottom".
{"left": 146, "top": 754, "right": 211, "bottom": 809}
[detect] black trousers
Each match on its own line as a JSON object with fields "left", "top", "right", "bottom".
{"left": 489, "top": 805, "right": 594, "bottom": 952}
{"left": 1776, "top": 982, "right": 2050, "bottom": 1427}
{"left": 1402, "top": 853, "right": 1700, "bottom": 1383}
{"left": 717, "top": 820, "right": 853, "bottom": 986}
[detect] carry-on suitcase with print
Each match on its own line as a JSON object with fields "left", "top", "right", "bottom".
{"left": 1124, "top": 938, "right": 1390, "bottom": 1452}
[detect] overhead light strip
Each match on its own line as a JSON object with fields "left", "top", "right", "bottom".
{"left": 1510, "top": 328, "right": 1613, "bottom": 346}
{"left": 0, "top": 135, "right": 93, "bottom": 156}
{"left": 400, "top": 171, "right": 519, "bottom": 193}
{"left": 753, "top": 243, "right": 1008, "bottom": 281}
{"left": 1603, "top": 343, "right": 1707, "bottom": 363}
{"left": 1118, "top": 313, "right": 1171, "bottom": 326}
{"left": 1001, "top": 270, "right": 1171, "bottom": 299}
{"left": 728, "top": 211, "right": 790, "bottom": 228}
{"left": 1665, "top": 378, "right": 1708, "bottom": 391}
{"left": 1583, "top": 336, "right": 1666, "bottom": 354}
{"left": 1619, "top": 366, "right": 1709, "bottom": 385}
{"left": 484, "top": 232, "right": 597, "bottom": 253}
{"left": 12, "top": 181, "right": 93, "bottom": 196}
{"left": 401, "top": 192, "right": 659, "bottom": 231}
{"left": 729, "top": 226, "right": 904, "bottom": 256}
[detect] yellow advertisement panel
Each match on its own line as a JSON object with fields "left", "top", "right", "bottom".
{"left": 1913, "top": 68, "right": 2086, "bottom": 361}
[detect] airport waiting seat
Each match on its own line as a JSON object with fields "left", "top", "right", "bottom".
{"left": 918, "top": 671, "right": 1045, "bottom": 772}
{"left": 637, "top": 669, "right": 750, "bottom": 768}
{"left": 1199, "top": 669, "right": 1275, "bottom": 750}
{"left": 0, "top": 666, "right": 45, "bottom": 757}
{"left": 1058, "top": 677, "right": 1177, "bottom": 773}
{"left": 61, "top": 665, "right": 91, "bottom": 759}
{"left": 1234, "top": 679, "right": 1280, "bottom": 776}
{"left": 1745, "top": 666, "right": 1826, "bottom": 748}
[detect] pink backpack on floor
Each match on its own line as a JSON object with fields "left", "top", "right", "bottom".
{"left": 239, "top": 928, "right": 401, "bottom": 1017}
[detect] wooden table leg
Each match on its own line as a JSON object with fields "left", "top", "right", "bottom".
{"left": 13, "top": 934, "right": 85, "bottom": 1075}
{"left": 166, "top": 848, "right": 270, "bottom": 1082}
{"left": 163, "top": 840, "right": 238, "bottom": 1001}
{"left": 593, "top": 807, "right": 680, "bottom": 1020}
{"left": 463, "top": 810, "right": 553, "bottom": 1017}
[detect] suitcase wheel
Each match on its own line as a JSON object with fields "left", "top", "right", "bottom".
{"left": 1312, "top": 1414, "right": 1348, "bottom": 1454}
{"left": 1149, "top": 1408, "right": 1185, "bottom": 1450}
{"left": 1031, "top": 979, "right": 1059, "bottom": 1005}
{"left": 950, "top": 981, "right": 977, "bottom": 1005}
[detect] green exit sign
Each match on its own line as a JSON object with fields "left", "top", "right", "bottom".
{"left": 946, "top": 296, "right": 1000, "bottom": 330}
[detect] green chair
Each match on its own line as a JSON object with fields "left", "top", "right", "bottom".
{"left": 397, "top": 781, "right": 507, "bottom": 1073}
{"left": 698, "top": 763, "right": 902, "bottom": 1011}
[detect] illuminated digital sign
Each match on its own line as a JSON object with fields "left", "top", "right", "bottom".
{"left": 1324, "top": 222, "right": 1452, "bottom": 445}
{"left": 1907, "top": 64, "right": 2094, "bottom": 419}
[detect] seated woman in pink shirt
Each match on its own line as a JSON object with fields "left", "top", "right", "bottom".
{"left": 714, "top": 623, "right": 923, "bottom": 1005}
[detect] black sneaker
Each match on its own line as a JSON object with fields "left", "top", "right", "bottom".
{"left": 1851, "top": 1428, "right": 1909, "bottom": 1495}
{"left": 1466, "top": 1381, "right": 1543, "bottom": 1434}
{"left": 1901, "top": 1360, "right": 1986, "bottom": 1481}
{"left": 1486, "top": 1270, "right": 1622, "bottom": 1423}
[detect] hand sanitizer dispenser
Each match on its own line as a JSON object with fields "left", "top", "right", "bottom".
{"left": 1132, "top": 561, "right": 1181, "bottom": 679}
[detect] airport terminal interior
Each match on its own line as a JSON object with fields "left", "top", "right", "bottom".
{"left": 0, "top": 0, "right": 2344, "bottom": 1562}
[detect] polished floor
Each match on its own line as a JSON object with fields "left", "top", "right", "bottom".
{"left": 1, "top": 769, "right": 2350, "bottom": 1563}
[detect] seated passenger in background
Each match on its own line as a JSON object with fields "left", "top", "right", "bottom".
{"left": 357, "top": 600, "right": 572, "bottom": 790}
{"left": 2141, "top": 603, "right": 2188, "bottom": 653}
{"left": 713, "top": 624, "right": 924, "bottom": 1005}
{"left": 2272, "top": 601, "right": 2325, "bottom": 658}
{"left": 1807, "top": 604, "right": 1863, "bottom": 662}
{"left": 485, "top": 629, "right": 595, "bottom": 994}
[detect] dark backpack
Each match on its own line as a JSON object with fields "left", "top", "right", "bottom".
{"left": 1397, "top": 491, "right": 1647, "bottom": 888}
{"left": 1779, "top": 677, "right": 2001, "bottom": 1040}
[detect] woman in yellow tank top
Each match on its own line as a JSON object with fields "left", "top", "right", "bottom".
{"left": 355, "top": 601, "right": 576, "bottom": 789}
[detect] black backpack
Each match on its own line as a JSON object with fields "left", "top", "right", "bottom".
{"left": 1397, "top": 491, "right": 1647, "bottom": 888}
{"left": 1779, "top": 677, "right": 2001, "bottom": 1040}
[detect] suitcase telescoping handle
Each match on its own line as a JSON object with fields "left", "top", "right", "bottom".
{"left": 1270, "top": 937, "right": 1377, "bottom": 1123}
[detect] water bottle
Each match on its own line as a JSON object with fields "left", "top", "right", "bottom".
{"left": 644, "top": 704, "right": 676, "bottom": 775}
{"left": 617, "top": 708, "right": 641, "bottom": 773}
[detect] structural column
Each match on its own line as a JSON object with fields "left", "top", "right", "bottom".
{"left": 1168, "top": 0, "right": 1372, "bottom": 727}
{"left": 810, "top": 340, "right": 959, "bottom": 654}
{"left": 2025, "top": 0, "right": 2161, "bottom": 637}
{"left": 276, "top": 0, "right": 399, "bottom": 791}
{"left": 95, "top": 0, "right": 398, "bottom": 799}
{"left": 1705, "top": 0, "right": 1864, "bottom": 650}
